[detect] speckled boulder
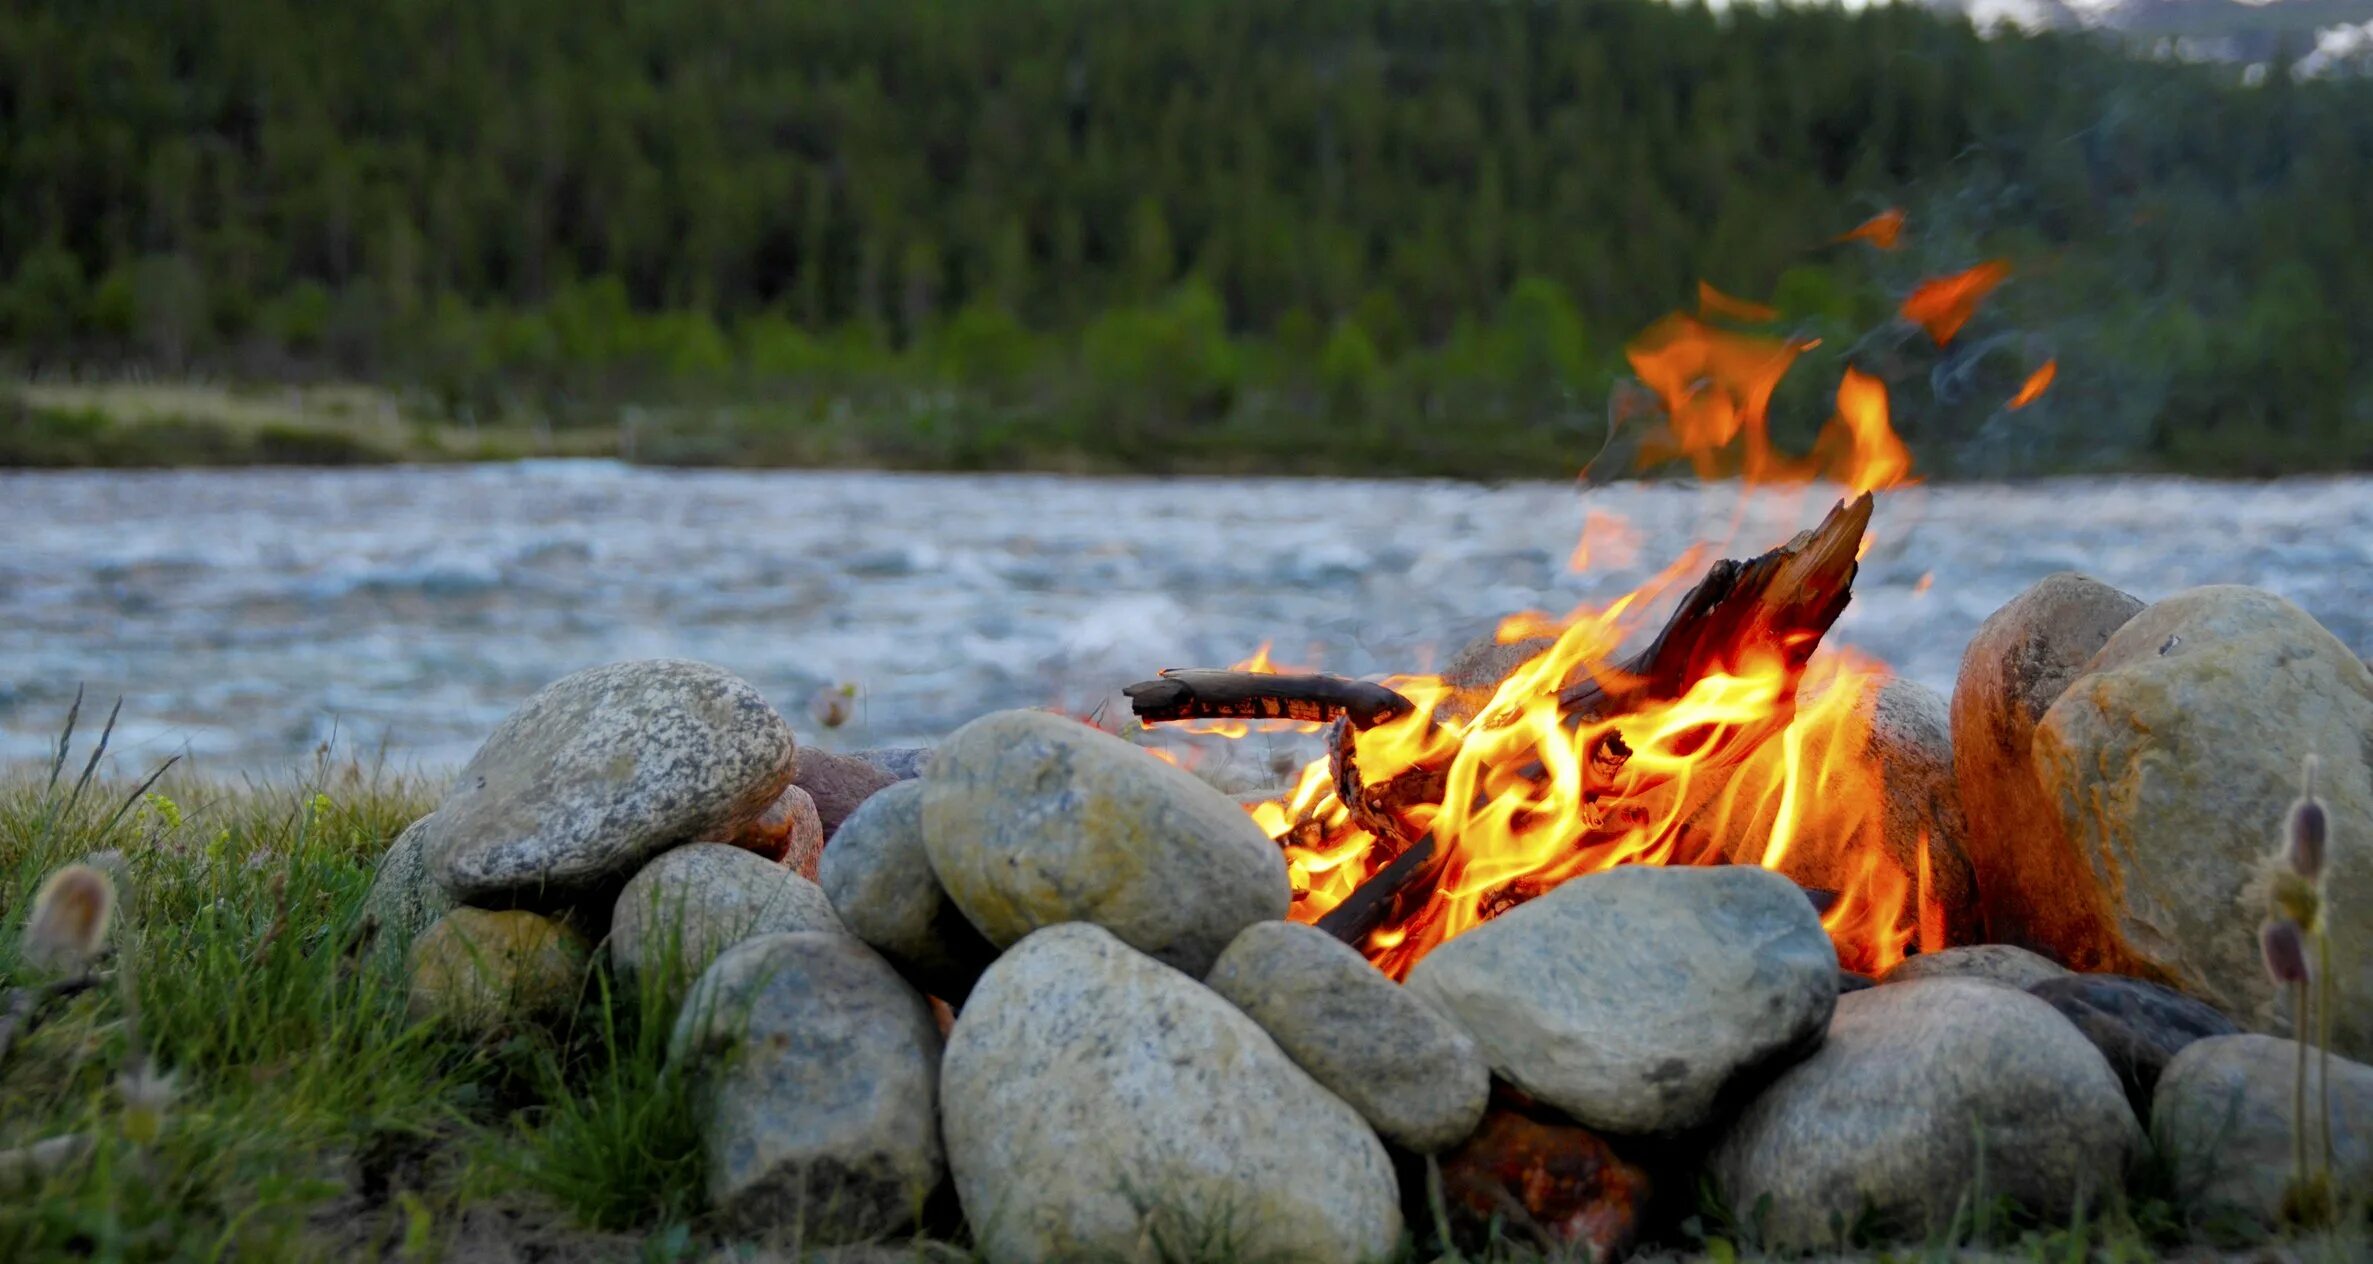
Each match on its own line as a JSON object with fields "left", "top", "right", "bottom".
{"left": 428, "top": 660, "right": 797, "bottom": 907}
{"left": 670, "top": 932, "right": 945, "bottom": 1241}
{"left": 1205, "top": 919, "right": 1488, "bottom": 1152}
{"left": 362, "top": 814, "right": 455, "bottom": 966}
{"left": 1951, "top": 573, "right": 2143, "bottom": 955}
{"left": 1881, "top": 943, "right": 2071, "bottom": 990}
{"left": 1712, "top": 978, "right": 2142, "bottom": 1250}
{"left": 406, "top": 907, "right": 591, "bottom": 1031}
{"left": 941, "top": 924, "right": 1400, "bottom": 1264}
{"left": 817, "top": 779, "right": 997, "bottom": 1002}
{"left": 2030, "top": 586, "right": 2373, "bottom": 1053}
{"left": 1406, "top": 864, "right": 1837, "bottom": 1135}
{"left": 609, "top": 843, "right": 844, "bottom": 1004}
{"left": 921, "top": 710, "right": 1289, "bottom": 976}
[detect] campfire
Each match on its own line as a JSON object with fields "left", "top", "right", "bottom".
{"left": 1126, "top": 285, "right": 1953, "bottom": 979}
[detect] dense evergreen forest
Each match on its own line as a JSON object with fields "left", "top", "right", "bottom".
{"left": 3, "top": 0, "right": 2370, "bottom": 477}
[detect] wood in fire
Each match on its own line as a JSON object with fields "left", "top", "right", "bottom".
{"left": 1126, "top": 493, "right": 1874, "bottom": 950}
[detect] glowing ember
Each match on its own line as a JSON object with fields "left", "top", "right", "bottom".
{"left": 1221, "top": 283, "right": 1941, "bottom": 979}
{"left": 2008, "top": 359, "right": 2058, "bottom": 409}
{"left": 1900, "top": 260, "right": 2011, "bottom": 346}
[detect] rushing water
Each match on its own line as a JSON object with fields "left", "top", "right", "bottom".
{"left": 3, "top": 463, "right": 2369, "bottom": 778}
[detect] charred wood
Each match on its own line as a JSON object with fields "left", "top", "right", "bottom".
{"left": 1123, "top": 670, "right": 1415, "bottom": 730}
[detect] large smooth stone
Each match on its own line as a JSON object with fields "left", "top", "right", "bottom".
{"left": 817, "top": 779, "right": 997, "bottom": 1003}
{"left": 1204, "top": 919, "right": 1488, "bottom": 1152}
{"left": 1880, "top": 943, "right": 2071, "bottom": 990}
{"left": 2029, "top": 586, "right": 2373, "bottom": 1052}
{"left": 921, "top": 710, "right": 1289, "bottom": 976}
{"left": 1405, "top": 864, "right": 1837, "bottom": 1135}
{"left": 941, "top": 924, "right": 1400, "bottom": 1264}
{"left": 2029, "top": 974, "right": 2240, "bottom": 1118}
{"left": 670, "top": 932, "right": 945, "bottom": 1240}
{"left": 429, "top": 660, "right": 797, "bottom": 906}
{"left": 1951, "top": 573, "right": 2143, "bottom": 954}
{"left": 1699, "top": 676, "right": 1980, "bottom": 964}
{"left": 2152, "top": 1033, "right": 2373, "bottom": 1223}
{"left": 609, "top": 843, "right": 844, "bottom": 1004}
{"left": 1711, "top": 977, "right": 2142, "bottom": 1249}
{"left": 406, "top": 907, "right": 590, "bottom": 1031}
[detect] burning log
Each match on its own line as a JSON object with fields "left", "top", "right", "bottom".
{"left": 1557, "top": 493, "right": 1871, "bottom": 722}
{"left": 1128, "top": 495, "right": 1873, "bottom": 958}
{"left": 1318, "top": 494, "right": 1873, "bottom": 947}
{"left": 1123, "top": 669, "right": 1416, "bottom": 730}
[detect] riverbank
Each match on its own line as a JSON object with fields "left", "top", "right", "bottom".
{"left": 9, "top": 377, "right": 2368, "bottom": 482}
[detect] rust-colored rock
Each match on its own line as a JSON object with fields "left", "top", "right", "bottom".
{"left": 1437, "top": 1096, "right": 1650, "bottom": 1263}
{"left": 721, "top": 783, "right": 826, "bottom": 877}
{"left": 794, "top": 749, "right": 902, "bottom": 839}
{"left": 1948, "top": 572, "right": 2141, "bottom": 960}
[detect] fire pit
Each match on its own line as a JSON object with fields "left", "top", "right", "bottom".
{"left": 353, "top": 251, "right": 2373, "bottom": 1262}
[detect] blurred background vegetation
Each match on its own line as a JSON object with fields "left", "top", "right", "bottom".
{"left": 2, "top": 0, "right": 2370, "bottom": 478}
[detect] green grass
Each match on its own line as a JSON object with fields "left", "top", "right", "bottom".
{"left": 0, "top": 706, "right": 2362, "bottom": 1261}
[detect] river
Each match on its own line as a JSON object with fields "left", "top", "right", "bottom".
{"left": 4, "top": 464, "right": 2367, "bottom": 778}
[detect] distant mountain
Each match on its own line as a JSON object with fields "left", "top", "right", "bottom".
{"left": 1928, "top": 0, "right": 2373, "bottom": 67}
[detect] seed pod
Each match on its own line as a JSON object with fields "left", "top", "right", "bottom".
{"left": 2261, "top": 916, "right": 2311, "bottom": 986}
{"left": 2286, "top": 755, "right": 2327, "bottom": 881}
{"left": 22, "top": 863, "right": 117, "bottom": 973}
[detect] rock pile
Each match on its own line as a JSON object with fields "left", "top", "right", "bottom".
{"left": 361, "top": 575, "right": 2373, "bottom": 1256}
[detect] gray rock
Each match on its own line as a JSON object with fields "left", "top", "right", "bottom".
{"left": 407, "top": 907, "right": 591, "bottom": 1031}
{"left": 671, "top": 932, "right": 945, "bottom": 1241}
{"left": 2029, "top": 586, "right": 2373, "bottom": 1053}
{"left": 941, "top": 924, "right": 1401, "bottom": 1264}
{"left": 1204, "top": 919, "right": 1489, "bottom": 1153}
{"left": 428, "top": 660, "right": 797, "bottom": 906}
{"left": 362, "top": 814, "right": 455, "bottom": 965}
{"left": 817, "top": 780, "right": 996, "bottom": 1003}
{"left": 1712, "top": 978, "right": 2142, "bottom": 1250}
{"left": 1952, "top": 573, "right": 2144, "bottom": 956}
{"left": 2030, "top": 974, "right": 2240, "bottom": 1117}
{"left": 1880, "top": 943, "right": 2071, "bottom": 991}
{"left": 1405, "top": 864, "right": 1837, "bottom": 1135}
{"left": 609, "top": 844, "right": 844, "bottom": 1005}
{"left": 853, "top": 748, "right": 934, "bottom": 781}
{"left": 921, "top": 710, "right": 1289, "bottom": 976}
{"left": 1699, "top": 677, "right": 1980, "bottom": 959}
{"left": 1438, "top": 630, "right": 1557, "bottom": 724}
{"left": 2153, "top": 1033, "right": 2373, "bottom": 1223}
{"left": 796, "top": 750, "right": 902, "bottom": 839}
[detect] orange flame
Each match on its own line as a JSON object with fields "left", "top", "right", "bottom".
{"left": 1226, "top": 282, "right": 1933, "bottom": 978}
{"left": 1838, "top": 208, "right": 1906, "bottom": 250}
{"left": 1901, "top": 260, "right": 2011, "bottom": 346}
{"left": 1697, "top": 280, "right": 1780, "bottom": 324}
{"left": 2008, "top": 359, "right": 2057, "bottom": 410}
{"left": 1567, "top": 509, "right": 1643, "bottom": 573}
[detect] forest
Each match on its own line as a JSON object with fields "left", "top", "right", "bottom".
{"left": 3, "top": 0, "right": 2371, "bottom": 477}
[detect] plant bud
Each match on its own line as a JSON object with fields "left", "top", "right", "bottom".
{"left": 2286, "top": 755, "right": 2327, "bottom": 880}
{"left": 2261, "top": 917, "right": 2311, "bottom": 986}
{"left": 21, "top": 863, "right": 117, "bottom": 973}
